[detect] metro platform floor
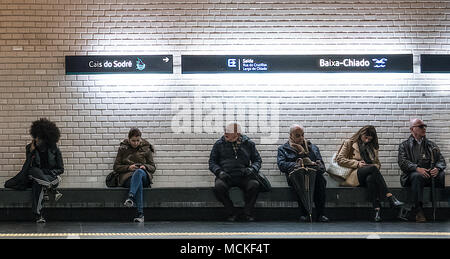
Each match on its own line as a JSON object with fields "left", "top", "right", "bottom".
{"left": 0, "top": 220, "right": 448, "bottom": 239}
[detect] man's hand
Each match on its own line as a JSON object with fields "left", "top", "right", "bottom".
{"left": 417, "top": 167, "right": 430, "bottom": 178}
{"left": 429, "top": 167, "right": 439, "bottom": 178}
{"left": 218, "top": 171, "right": 232, "bottom": 182}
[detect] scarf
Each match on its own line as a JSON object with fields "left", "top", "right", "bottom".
{"left": 231, "top": 135, "right": 243, "bottom": 159}
{"left": 288, "top": 137, "right": 319, "bottom": 174}
{"left": 289, "top": 136, "right": 309, "bottom": 156}
{"left": 358, "top": 142, "right": 375, "bottom": 164}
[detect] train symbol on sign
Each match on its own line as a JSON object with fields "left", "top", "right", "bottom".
{"left": 372, "top": 58, "right": 388, "bottom": 68}
{"left": 136, "top": 57, "right": 146, "bottom": 71}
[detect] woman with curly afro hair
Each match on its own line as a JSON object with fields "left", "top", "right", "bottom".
{"left": 5, "top": 118, "right": 64, "bottom": 223}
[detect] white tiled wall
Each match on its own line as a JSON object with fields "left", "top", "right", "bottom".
{"left": 1, "top": 0, "right": 449, "bottom": 188}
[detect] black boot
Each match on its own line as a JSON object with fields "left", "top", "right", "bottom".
{"left": 388, "top": 195, "right": 404, "bottom": 208}
{"left": 316, "top": 215, "right": 330, "bottom": 223}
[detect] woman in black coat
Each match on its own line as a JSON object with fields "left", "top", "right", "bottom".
{"left": 4, "top": 118, "right": 64, "bottom": 223}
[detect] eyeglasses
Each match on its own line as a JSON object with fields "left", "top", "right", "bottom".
{"left": 413, "top": 124, "right": 427, "bottom": 129}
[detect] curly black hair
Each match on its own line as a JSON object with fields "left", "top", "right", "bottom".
{"left": 29, "top": 118, "right": 61, "bottom": 145}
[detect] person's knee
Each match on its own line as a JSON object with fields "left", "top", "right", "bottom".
{"left": 366, "top": 174, "right": 375, "bottom": 184}
{"left": 367, "top": 165, "right": 379, "bottom": 174}
{"left": 134, "top": 169, "right": 146, "bottom": 178}
{"left": 410, "top": 171, "right": 425, "bottom": 184}
{"left": 29, "top": 167, "right": 42, "bottom": 176}
{"left": 247, "top": 180, "right": 260, "bottom": 192}
{"left": 215, "top": 178, "right": 229, "bottom": 191}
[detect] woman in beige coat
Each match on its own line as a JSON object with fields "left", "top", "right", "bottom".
{"left": 336, "top": 125, "right": 403, "bottom": 221}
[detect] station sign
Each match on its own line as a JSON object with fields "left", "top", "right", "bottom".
{"left": 65, "top": 55, "right": 173, "bottom": 74}
{"left": 420, "top": 54, "right": 450, "bottom": 73}
{"left": 181, "top": 54, "right": 413, "bottom": 73}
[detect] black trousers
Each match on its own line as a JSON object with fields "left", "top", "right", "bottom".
{"left": 214, "top": 176, "right": 260, "bottom": 216}
{"left": 357, "top": 165, "right": 389, "bottom": 209}
{"left": 406, "top": 170, "right": 445, "bottom": 208}
{"left": 289, "top": 172, "right": 327, "bottom": 217}
{"left": 28, "top": 167, "right": 60, "bottom": 216}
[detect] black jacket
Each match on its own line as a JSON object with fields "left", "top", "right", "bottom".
{"left": 277, "top": 141, "right": 326, "bottom": 185}
{"left": 208, "top": 135, "right": 262, "bottom": 177}
{"left": 4, "top": 143, "right": 64, "bottom": 190}
{"left": 398, "top": 135, "right": 446, "bottom": 186}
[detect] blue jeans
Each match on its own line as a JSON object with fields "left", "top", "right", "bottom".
{"left": 125, "top": 169, "right": 150, "bottom": 214}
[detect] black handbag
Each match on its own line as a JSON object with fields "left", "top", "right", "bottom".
{"left": 105, "top": 171, "right": 119, "bottom": 187}
{"left": 250, "top": 170, "right": 272, "bottom": 192}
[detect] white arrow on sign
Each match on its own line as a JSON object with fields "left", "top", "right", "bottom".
{"left": 163, "top": 57, "right": 170, "bottom": 63}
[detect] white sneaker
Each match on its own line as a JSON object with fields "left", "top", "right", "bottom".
{"left": 36, "top": 215, "right": 46, "bottom": 224}
{"left": 134, "top": 214, "right": 144, "bottom": 223}
{"left": 54, "top": 191, "right": 63, "bottom": 202}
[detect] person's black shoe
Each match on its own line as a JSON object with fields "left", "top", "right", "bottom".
{"left": 243, "top": 215, "right": 256, "bottom": 222}
{"left": 374, "top": 209, "right": 382, "bottom": 222}
{"left": 316, "top": 215, "right": 330, "bottom": 223}
{"left": 226, "top": 214, "right": 237, "bottom": 222}
{"left": 299, "top": 216, "right": 309, "bottom": 222}
{"left": 398, "top": 206, "right": 411, "bottom": 221}
{"left": 388, "top": 195, "right": 404, "bottom": 208}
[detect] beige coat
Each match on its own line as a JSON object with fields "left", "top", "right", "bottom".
{"left": 335, "top": 139, "right": 381, "bottom": 187}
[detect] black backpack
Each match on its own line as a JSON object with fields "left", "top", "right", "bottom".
{"left": 105, "top": 172, "right": 119, "bottom": 187}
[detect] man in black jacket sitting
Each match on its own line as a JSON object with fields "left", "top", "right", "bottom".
{"left": 209, "top": 123, "right": 262, "bottom": 222}
{"left": 398, "top": 118, "right": 446, "bottom": 222}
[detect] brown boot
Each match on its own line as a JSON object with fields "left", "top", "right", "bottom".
{"left": 415, "top": 208, "right": 427, "bottom": 223}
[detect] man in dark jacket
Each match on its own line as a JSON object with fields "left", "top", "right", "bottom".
{"left": 4, "top": 118, "right": 64, "bottom": 223}
{"left": 277, "top": 124, "right": 329, "bottom": 222}
{"left": 209, "top": 123, "right": 262, "bottom": 222}
{"left": 398, "top": 118, "right": 446, "bottom": 222}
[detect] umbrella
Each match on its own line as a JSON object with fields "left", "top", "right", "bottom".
{"left": 289, "top": 166, "right": 316, "bottom": 222}
{"left": 430, "top": 147, "right": 440, "bottom": 221}
{"left": 431, "top": 177, "right": 436, "bottom": 221}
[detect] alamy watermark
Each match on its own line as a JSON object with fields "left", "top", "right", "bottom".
{"left": 171, "top": 92, "right": 280, "bottom": 144}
